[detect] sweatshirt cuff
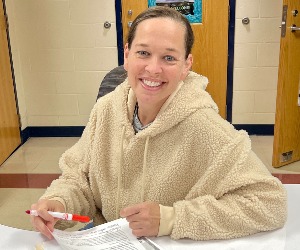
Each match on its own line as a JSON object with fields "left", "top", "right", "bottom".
{"left": 158, "top": 205, "right": 175, "bottom": 236}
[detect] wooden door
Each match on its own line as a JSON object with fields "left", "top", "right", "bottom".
{"left": 0, "top": 1, "right": 21, "bottom": 165}
{"left": 272, "top": 0, "right": 300, "bottom": 167}
{"left": 121, "top": 0, "right": 228, "bottom": 118}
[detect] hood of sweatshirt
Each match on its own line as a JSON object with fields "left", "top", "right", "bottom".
{"left": 117, "top": 71, "right": 219, "bottom": 139}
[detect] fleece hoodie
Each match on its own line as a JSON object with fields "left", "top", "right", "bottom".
{"left": 40, "top": 71, "right": 287, "bottom": 240}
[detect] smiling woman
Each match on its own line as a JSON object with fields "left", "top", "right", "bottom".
{"left": 124, "top": 15, "right": 193, "bottom": 125}
{"left": 28, "top": 6, "right": 287, "bottom": 242}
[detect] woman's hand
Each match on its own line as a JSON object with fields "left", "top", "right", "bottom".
{"left": 120, "top": 201, "right": 160, "bottom": 237}
{"left": 30, "top": 199, "right": 65, "bottom": 239}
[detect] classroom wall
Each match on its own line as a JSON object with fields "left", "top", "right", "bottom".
{"left": 6, "top": 0, "right": 283, "bottom": 131}
{"left": 232, "top": 0, "right": 283, "bottom": 124}
{"left": 5, "top": 0, "right": 118, "bottom": 130}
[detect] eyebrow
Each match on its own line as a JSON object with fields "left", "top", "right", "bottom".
{"left": 134, "top": 43, "right": 179, "bottom": 53}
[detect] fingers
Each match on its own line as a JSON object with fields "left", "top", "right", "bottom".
{"left": 120, "top": 204, "right": 141, "bottom": 218}
{"left": 128, "top": 220, "right": 152, "bottom": 237}
{"left": 30, "top": 200, "right": 64, "bottom": 240}
{"left": 120, "top": 201, "right": 160, "bottom": 237}
{"left": 128, "top": 214, "right": 160, "bottom": 237}
{"left": 31, "top": 214, "right": 55, "bottom": 239}
{"left": 131, "top": 228, "right": 148, "bottom": 238}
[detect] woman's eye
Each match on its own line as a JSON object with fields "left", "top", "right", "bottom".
{"left": 137, "top": 51, "right": 149, "bottom": 56}
{"left": 165, "top": 55, "right": 175, "bottom": 61}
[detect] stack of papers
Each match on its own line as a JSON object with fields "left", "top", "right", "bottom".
{"left": 40, "top": 218, "right": 163, "bottom": 250}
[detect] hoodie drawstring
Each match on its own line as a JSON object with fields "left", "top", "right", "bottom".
{"left": 141, "top": 136, "right": 150, "bottom": 202}
{"left": 116, "top": 126, "right": 126, "bottom": 219}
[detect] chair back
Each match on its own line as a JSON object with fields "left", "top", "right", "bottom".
{"left": 97, "top": 65, "right": 127, "bottom": 100}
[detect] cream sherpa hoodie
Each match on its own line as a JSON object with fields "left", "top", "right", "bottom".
{"left": 41, "top": 72, "right": 287, "bottom": 240}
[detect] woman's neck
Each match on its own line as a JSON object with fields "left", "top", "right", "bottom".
{"left": 137, "top": 103, "right": 162, "bottom": 126}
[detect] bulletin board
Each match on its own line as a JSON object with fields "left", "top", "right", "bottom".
{"left": 148, "top": 0, "right": 202, "bottom": 23}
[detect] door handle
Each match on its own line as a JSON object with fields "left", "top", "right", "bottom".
{"left": 290, "top": 24, "right": 300, "bottom": 32}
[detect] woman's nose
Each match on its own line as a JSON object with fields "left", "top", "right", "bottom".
{"left": 145, "top": 57, "right": 162, "bottom": 74}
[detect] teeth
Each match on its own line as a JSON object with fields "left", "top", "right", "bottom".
{"left": 143, "top": 79, "right": 162, "bottom": 87}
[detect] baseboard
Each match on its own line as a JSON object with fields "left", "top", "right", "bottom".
{"left": 233, "top": 124, "right": 274, "bottom": 135}
{"left": 21, "top": 126, "right": 85, "bottom": 144}
{"left": 20, "top": 124, "right": 273, "bottom": 145}
{"left": 20, "top": 127, "right": 30, "bottom": 144}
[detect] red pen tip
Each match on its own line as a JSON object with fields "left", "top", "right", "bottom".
{"left": 72, "top": 214, "right": 90, "bottom": 223}
{"left": 25, "top": 210, "right": 30, "bottom": 214}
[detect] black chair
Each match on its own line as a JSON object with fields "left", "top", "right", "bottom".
{"left": 96, "top": 65, "right": 127, "bottom": 100}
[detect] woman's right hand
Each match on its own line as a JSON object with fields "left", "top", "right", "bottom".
{"left": 30, "top": 199, "right": 65, "bottom": 239}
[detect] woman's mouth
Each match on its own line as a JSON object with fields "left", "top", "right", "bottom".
{"left": 141, "top": 79, "right": 164, "bottom": 88}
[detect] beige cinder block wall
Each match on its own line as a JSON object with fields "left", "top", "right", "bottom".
{"left": 6, "top": 0, "right": 118, "bottom": 130}
{"left": 232, "top": 0, "right": 283, "bottom": 124}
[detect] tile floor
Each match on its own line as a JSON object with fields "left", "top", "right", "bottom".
{"left": 0, "top": 136, "right": 299, "bottom": 231}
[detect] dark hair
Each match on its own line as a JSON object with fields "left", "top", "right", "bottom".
{"left": 127, "top": 6, "right": 194, "bottom": 59}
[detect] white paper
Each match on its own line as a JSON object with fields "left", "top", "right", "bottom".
{"left": 0, "top": 224, "right": 47, "bottom": 250}
{"left": 49, "top": 218, "right": 162, "bottom": 250}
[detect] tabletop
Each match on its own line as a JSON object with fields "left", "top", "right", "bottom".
{"left": 0, "top": 184, "right": 298, "bottom": 250}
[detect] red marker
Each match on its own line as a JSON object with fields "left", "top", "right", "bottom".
{"left": 25, "top": 210, "right": 90, "bottom": 223}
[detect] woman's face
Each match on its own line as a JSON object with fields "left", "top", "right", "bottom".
{"left": 124, "top": 17, "right": 193, "bottom": 109}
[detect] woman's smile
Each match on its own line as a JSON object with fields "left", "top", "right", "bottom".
{"left": 140, "top": 78, "right": 165, "bottom": 91}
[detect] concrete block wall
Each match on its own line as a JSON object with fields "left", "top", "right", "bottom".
{"left": 6, "top": 0, "right": 118, "bottom": 130}
{"left": 5, "top": 0, "right": 283, "bottom": 130}
{"left": 232, "top": 0, "right": 283, "bottom": 124}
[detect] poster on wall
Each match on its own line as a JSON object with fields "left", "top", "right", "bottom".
{"left": 148, "top": 0, "right": 202, "bottom": 23}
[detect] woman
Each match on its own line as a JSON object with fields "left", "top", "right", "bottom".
{"left": 30, "top": 6, "right": 287, "bottom": 241}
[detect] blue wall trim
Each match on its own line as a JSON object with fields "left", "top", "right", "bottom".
{"left": 20, "top": 124, "right": 273, "bottom": 145}
{"left": 21, "top": 126, "right": 85, "bottom": 144}
{"left": 21, "top": 127, "right": 30, "bottom": 144}
{"left": 115, "top": 0, "right": 124, "bottom": 65}
{"left": 233, "top": 124, "right": 274, "bottom": 135}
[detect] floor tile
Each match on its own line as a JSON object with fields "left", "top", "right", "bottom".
{"left": 0, "top": 174, "right": 60, "bottom": 188}
{"left": 32, "top": 159, "right": 62, "bottom": 174}
{"left": 250, "top": 135, "right": 300, "bottom": 174}
{"left": 0, "top": 189, "right": 45, "bottom": 230}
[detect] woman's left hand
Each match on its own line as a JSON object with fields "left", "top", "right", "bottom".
{"left": 120, "top": 201, "right": 160, "bottom": 237}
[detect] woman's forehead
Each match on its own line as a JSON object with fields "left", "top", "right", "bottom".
{"left": 134, "top": 18, "right": 185, "bottom": 40}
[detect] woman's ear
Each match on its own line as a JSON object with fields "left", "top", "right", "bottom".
{"left": 123, "top": 43, "right": 129, "bottom": 71}
{"left": 181, "top": 54, "right": 193, "bottom": 80}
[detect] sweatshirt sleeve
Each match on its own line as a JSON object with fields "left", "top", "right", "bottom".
{"left": 170, "top": 131, "right": 287, "bottom": 240}
{"left": 158, "top": 205, "right": 175, "bottom": 236}
{"left": 39, "top": 105, "right": 99, "bottom": 229}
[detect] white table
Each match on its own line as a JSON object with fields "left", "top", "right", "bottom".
{"left": 0, "top": 184, "right": 299, "bottom": 250}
